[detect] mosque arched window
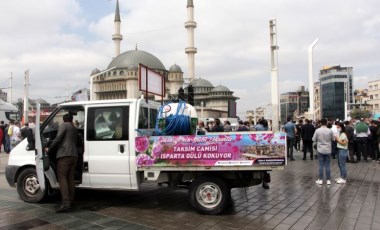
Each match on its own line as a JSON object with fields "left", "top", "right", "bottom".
{"left": 113, "top": 71, "right": 117, "bottom": 76}
{"left": 120, "top": 71, "right": 124, "bottom": 75}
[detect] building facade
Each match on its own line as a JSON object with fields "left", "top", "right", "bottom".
{"left": 319, "top": 66, "right": 353, "bottom": 121}
{"left": 366, "top": 81, "right": 380, "bottom": 114}
{"left": 280, "top": 86, "right": 309, "bottom": 123}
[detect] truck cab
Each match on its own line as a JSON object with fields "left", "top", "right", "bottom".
{"left": 6, "top": 99, "right": 157, "bottom": 199}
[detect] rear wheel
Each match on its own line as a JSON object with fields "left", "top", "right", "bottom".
{"left": 189, "top": 175, "right": 230, "bottom": 215}
{"left": 16, "top": 168, "right": 47, "bottom": 203}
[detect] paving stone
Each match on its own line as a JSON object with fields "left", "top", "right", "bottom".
{"left": 2, "top": 154, "right": 380, "bottom": 229}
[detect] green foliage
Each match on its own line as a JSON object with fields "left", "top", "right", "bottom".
{"left": 350, "top": 108, "right": 371, "bottom": 119}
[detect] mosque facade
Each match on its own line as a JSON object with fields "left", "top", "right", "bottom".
{"left": 90, "top": 0, "right": 238, "bottom": 119}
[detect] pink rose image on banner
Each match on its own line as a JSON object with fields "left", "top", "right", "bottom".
{"left": 136, "top": 137, "right": 150, "bottom": 153}
{"left": 152, "top": 143, "right": 163, "bottom": 159}
{"left": 136, "top": 153, "right": 154, "bottom": 166}
{"left": 249, "top": 134, "right": 257, "bottom": 142}
{"left": 235, "top": 134, "right": 243, "bottom": 142}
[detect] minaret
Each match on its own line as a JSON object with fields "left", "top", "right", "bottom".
{"left": 185, "top": 0, "right": 197, "bottom": 82}
{"left": 112, "top": 0, "right": 123, "bottom": 57}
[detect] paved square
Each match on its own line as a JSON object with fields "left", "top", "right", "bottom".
{"left": 1, "top": 153, "right": 380, "bottom": 229}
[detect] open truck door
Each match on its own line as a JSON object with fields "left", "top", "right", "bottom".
{"left": 35, "top": 103, "right": 46, "bottom": 193}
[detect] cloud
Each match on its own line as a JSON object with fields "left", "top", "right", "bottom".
{"left": 1, "top": 0, "right": 380, "bottom": 117}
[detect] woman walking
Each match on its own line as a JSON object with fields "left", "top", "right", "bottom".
{"left": 335, "top": 122, "right": 348, "bottom": 184}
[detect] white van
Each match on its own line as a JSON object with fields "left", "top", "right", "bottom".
{"left": 6, "top": 98, "right": 284, "bottom": 214}
{"left": 0, "top": 99, "right": 19, "bottom": 122}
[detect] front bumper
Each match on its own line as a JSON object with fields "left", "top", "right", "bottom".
{"left": 5, "top": 165, "right": 19, "bottom": 187}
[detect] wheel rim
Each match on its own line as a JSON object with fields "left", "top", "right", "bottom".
{"left": 195, "top": 182, "right": 222, "bottom": 209}
{"left": 23, "top": 174, "right": 40, "bottom": 197}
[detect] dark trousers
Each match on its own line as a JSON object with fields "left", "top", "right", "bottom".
{"left": 303, "top": 140, "right": 313, "bottom": 159}
{"left": 331, "top": 141, "right": 337, "bottom": 158}
{"left": 369, "top": 141, "right": 379, "bottom": 159}
{"left": 348, "top": 142, "right": 355, "bottom": 162}
{"left": 356, "top": 137, "right": 368, "bottom": 161}
{"left": 294, "top": 136, "right": 300, "bottom": 150}
{"left": 57, "top": 156, "right": 77, "bottom": 206}
{"left": 287, "top": 138, "right": 294, "bottom": 159}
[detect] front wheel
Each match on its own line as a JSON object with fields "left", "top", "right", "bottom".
{"left": 16, "top": 168, "right": 47, "bottom": 203}
{"left": 189, "top": 175, "right": 230, "bottom": 215}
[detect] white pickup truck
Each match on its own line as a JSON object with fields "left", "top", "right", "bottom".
{"left": 5, "top": 99, "right": 286, "bottom": 214}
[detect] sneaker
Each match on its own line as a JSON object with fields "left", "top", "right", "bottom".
{"left": 335, "top": 177, "right": 342, "bottom": 182}
{"left": 315, "top": 179, "right": 323, "bottom": 185}
{"left": 327, "top": 180, "right": 331, "bottom": 185}
{"left": 336, "top": 178, "right": 346, "bottom": 184}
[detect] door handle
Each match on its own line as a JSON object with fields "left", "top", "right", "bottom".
{"left": 119, "top": 144, "right": 125, "bottom": 153}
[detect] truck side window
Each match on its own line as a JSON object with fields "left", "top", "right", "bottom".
{"left": 41, "top": 106, "right": 85, "bottom": 144}
{"left": 87, "top": 106, "right": 129, "bottom": 141}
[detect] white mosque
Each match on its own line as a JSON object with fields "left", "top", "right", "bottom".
{"left": 90, "top": 0, "right": 239, "bottom": 119}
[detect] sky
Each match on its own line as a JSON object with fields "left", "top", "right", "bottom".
{"left": 1, "top": 0, "right": 380, "bottom": 117}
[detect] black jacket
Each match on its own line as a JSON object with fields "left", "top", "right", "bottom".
{"left": 49, "top": 122, "right": 79, "bottom": 159}
{"left": 301, "top": 123, "right": 315, "bottom": 141}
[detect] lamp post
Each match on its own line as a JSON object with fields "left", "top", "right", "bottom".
{"left": 308, "top": 38, "right": 319, "bottom": 121}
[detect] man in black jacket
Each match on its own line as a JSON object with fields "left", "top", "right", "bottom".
{"left": 46, "top": 113, "right": 79, "bottom": 212}
{"left": 301, "top": 119, "right": 315, "bottom": 160}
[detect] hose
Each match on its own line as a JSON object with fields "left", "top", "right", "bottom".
{"left": 155, "top": 100, "right": 191, "bottom": 135}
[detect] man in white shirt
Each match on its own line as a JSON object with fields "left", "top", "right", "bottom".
{"left": 10, "top": 121, "right": 21, "bottom": 149}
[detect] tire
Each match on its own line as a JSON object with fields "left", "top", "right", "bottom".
{"left": 189, "top": 175, "right": 230, "bottom": 215}
{"left": 16, "top": 168, "right": 47, "bottom": 203}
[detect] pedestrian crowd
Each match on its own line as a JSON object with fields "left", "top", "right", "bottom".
{"left": 282, "top": 116, "right": 380, "bottom": 186}
{"left": 0, "top": 119, "right": 35, "bottom": 153}
{"left": 197, "top": 117, "right": 270, "bottom": 134}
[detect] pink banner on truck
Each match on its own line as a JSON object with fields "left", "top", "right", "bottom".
{"left": 135, "top": 132, "right": 286, "bottom": 167}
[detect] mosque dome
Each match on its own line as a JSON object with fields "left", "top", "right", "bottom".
{"left": 169, "top": 64, "right": 182, "bottom": 73}
{"left": 107, "top": 50, "right": 166, "bottom": 70}
{"left": 211, "top": 85, "right": 231, "bottom": 92}
{"left": 90, "top": 68, "right": 100, "bottom": 76}
{"left": 189, "top": 78, "right": 214, "bottom": 88}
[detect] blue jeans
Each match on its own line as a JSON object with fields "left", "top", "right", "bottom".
{"left": 337, "top": 148, "right": 348, "bottom": 179}
{"left": 318, "top": 152, "right": 331, "bottom": 180}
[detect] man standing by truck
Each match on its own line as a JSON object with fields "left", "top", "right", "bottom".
{"left": 46, "top": 113, "right": 79, "bottom": 212}
{"left": 283, "top": 117, "right": 296, "bottom": 161}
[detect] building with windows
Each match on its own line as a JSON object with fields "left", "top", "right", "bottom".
{"left": 319, "top": 66, "right": 353, "bottom": 121}
{"left": 367, "top": 80, "right": 380, "bottom": 115}
{"left": 280, "top": 86, "right": 309, "bottom": 123}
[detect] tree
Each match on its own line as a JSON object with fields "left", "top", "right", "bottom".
{"left": 350, "top": 108, "right": 371, "bottom": 119}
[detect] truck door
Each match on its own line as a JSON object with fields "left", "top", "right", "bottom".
{"left": 86, "top": 105, "right": 131, "bottom": 188}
